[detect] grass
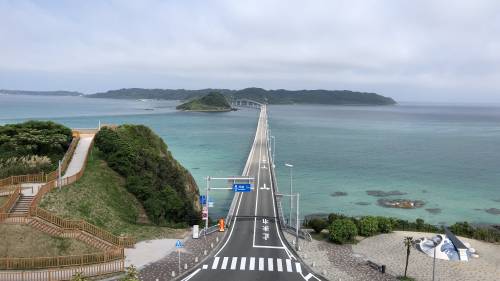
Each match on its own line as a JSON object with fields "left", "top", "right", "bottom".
{"left": 397, "top": 276, "right": 416, "bottom": 281}
{"left": 0, "top": 196, "right": 7, "bottom": 206}
{"left": 0, "top": 224, "right": 98, "bottom": 257}
{"left": 40, "top": 148, "right": 186, "bottom": 241}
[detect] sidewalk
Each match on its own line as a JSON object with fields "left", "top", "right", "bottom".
{"left": 64, "top": 134, "right": 94, "bottom": 178}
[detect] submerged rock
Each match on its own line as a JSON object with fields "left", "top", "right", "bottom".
{"left": 331, "top": 191, "right": 348, "bottom": 197}
{"left": 485, "top": 208, "right": 500, "bottom": 215}
{"left": 425, "top": 208, "right": 442, "bottom": 214}
{"left": 377, "top": 199, "right": 425, "bottom": 209}
{"left": 366, "top": 190, "right": 407, "bottom": 197}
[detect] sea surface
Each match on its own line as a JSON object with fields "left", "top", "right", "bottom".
{"left": 1, "top": 94, "right": 499, "bottom": 225}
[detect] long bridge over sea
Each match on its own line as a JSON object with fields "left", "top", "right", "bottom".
{"left": 183, "top": 103, "right": 321, "bottom": 281}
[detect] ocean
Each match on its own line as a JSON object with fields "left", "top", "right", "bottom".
{"left": 1, "top": 94, "right": 499, "bottom": 225}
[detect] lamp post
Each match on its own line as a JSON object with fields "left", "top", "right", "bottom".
{"left": 285, "top": 163, "right": 293, "bottom": 226}
{"left": 295, "top": 193, "right": 300, "bottom": 250}
{"left": 270, "top": 136, "right": 275, "bottom": 166}
{"left": 432, "top": 240, "right": 438, "bottom": 281}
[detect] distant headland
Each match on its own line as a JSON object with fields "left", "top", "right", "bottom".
{"left": 176, "top": 92, "right": 234, "bottom": 112}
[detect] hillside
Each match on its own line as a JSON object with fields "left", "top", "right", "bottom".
{"left": 40, "top": 147, "right": 186, "bottom": 240}
{"left": 176, "top": 92, "right": 233, "bottom": 111}
{"left": 94, "top": 124, "right": 201, "bottom": 226}
{"left": 87, "top": 87, "right": 396, "bottom": 105}
{"left": 0, "top": 89, "right": 82, "bottom": 96}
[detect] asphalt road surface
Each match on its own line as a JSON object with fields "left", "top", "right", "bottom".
{"left": 183, "top": 106, "right": 320, "bottom": 281}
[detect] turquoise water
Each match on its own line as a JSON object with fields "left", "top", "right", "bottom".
{"left": 1, "top": 95, "right": 499, "bottom": 225}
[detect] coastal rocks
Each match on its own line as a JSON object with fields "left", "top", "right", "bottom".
{"left": 485, "top": 208, "right": 500, "bottom": 215}
{"left": 355, "top": 202, "right": 371, "bottom": 206}
{"left": 366, "top": 190, "right": 407, "bottom": 197}
{"left": 377, "top": 199, "right": 425, "bottom": 209}
{"left": 331, "top": 191, "right": 348, "bottom": 197}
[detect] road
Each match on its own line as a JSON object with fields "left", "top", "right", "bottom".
{"left": 184, "top": 105, "right": 320, "bottom": 281}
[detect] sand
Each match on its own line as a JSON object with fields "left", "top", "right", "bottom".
{"left": 125, "top": 238, "right": 180, "bottom": 269}
{"left": 352, "top": 231, "right": 500, "bottom": 281}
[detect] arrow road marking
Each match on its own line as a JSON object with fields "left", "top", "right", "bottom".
{"left": 260, "top": 183, "right": 270, "bottom": 190}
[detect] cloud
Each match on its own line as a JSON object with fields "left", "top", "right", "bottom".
{"left": 0, "top": 0, "right": 499, "bottom": 102}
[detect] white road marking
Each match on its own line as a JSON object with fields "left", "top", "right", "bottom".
{"left": 286, "top": 259, "right": 293, "bottom": 272}
{"left": 180, "top": 268, "right": 201, "bottom": 281}
{"left": 267, "top": 258, "right": 274, "bottom": 271}
{"left": 230, "top": 257, "right": 238, "bottom": 270}
{"left": 304, "top": 273, "right": 315, "bottom": 280}
{"left": 211, "top": 257, "right": 220, "bottom": 270}
{"left": 249, "top": 257, "right": 255, "bottom": 270}
{"left": 258, "top": 257, "right": 264, "bottom": 271}
{"left": 277, "top": 258, "right": 283, "bottom": 272}
{"left": 202, "top": 264, "right": 208, "bottom": 269}
{"left": 240, "top": 257, "right": 246, "bottom": 270}
{"left": 295, "top": 262, "right": 302, "bottom": 274}
{"left": 221, "top": 257, "right": 229, "bottom": 270}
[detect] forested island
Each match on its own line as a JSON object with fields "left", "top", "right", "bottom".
{"left": 87, "top": 87, "right": 396, "bottom": 105}
{"left": 176, "top": 92, "right": 234, "bottom": 112}
{"left": 0, "top": 89, "right": 82, "bottom": 96}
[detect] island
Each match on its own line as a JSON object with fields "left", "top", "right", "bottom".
{"left": 87, "top": 87, "right": 397, "bottom": 105}
{"left": 0, "top": 89, "right": 83, "bottom": 96}
{"left": 176, "top": 92, "right": 234, "bottom": 112}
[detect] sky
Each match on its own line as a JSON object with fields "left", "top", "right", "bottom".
{"left": 0, "top": 0, "right": 499, "bottom": 103}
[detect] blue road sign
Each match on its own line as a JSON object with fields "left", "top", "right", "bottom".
{"left": 233, "top": 183, "right": 252, "bottom": 192}
{"left": 200, "top": 195, "right": 206, "bottom": 205}
{"left": 175, "top": 240, "right": 184, "bottom": 248}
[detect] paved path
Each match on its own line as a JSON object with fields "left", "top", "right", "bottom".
{"left": 63, "top": 134, "right": 94, "bottom": 178}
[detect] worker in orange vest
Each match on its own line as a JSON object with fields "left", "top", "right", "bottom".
{"left": 218, "top": 218, "right": 225, "bottom": 232}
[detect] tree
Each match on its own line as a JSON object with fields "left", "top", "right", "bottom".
{"left": 308, "top": 218, "right": 328, "bottom": 233}
{"left": 359, "top": 216, "right": 379, "bottom": 237}
{"left": 403, "top": 236, "right": 414, "bottom": 278}
{"left": 377, "top": 216, "right": 393, "bottom": 233}
{"left": 121, "top": 265, "right": 139, "bottom": 281}
{"left": 328, "top": 218, "right": 358, "bottom": 244}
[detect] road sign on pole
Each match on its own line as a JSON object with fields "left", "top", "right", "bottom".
{"left": 232, "top": 183, "right": 252, "bottom": 192}
{"left": 200, "top": 195, "right": 206, "bottom": 205}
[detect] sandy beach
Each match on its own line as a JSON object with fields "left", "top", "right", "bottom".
{"left": 352, "top": 231, "right": 500, "bottom": 281}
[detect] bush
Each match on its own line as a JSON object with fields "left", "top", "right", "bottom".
{"left": 308, "top": 218, "right": 328, "bottom": 233}
{"left": 359, "top": 216, "right": 379, "bottom": 237}
{"left": 327, "top": 213, "right": 347, "bottom": 224}
{"left": 328, "top": 218, "right": 358, "bottom": 244}
{"left": 377, "top": 216, "right": 393, "bottom": 233}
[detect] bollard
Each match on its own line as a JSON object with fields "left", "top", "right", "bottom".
{"left": 216, "top": 237, "right": 219, "bottom": 242}
{"left": 195, "top": 256, "right": 199, "bottom": 262}
{"left": 184, "top": 263, "right": 188, "bottom": 270}
{"left": 210, "top": 243, "right": 214, "bottom": 248}
{"left": 204, "top": 250, "right": 207, "bottom": 255}
{"left": 171, "top": 271, "right": 176, "bottom": 277}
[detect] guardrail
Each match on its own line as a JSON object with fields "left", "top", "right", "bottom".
{"left": 0, "top": 186, "right": 21, "bottom": 216}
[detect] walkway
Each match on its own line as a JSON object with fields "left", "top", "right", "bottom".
{"left": 63, "top": 134, "right": 94, "bottom": 178}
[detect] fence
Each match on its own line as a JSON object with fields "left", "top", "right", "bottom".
{"left": 0, "top": 259, "right": 124, "bottom": 281}
{"left": 0, "top": 186, "right": 21, "bottom": 215}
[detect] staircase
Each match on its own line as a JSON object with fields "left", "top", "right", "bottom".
{"left": 29, "top": 218, "right": 63, "bottom": 236}
{"left": 9, "top": 195, "right": 34, "bottom": 215}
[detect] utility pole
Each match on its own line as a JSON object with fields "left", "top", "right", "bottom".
{"left": 205, "top": 176, "right": 210, "bottom": 235}
{"left": 285, "top": 163, "right": 294, "bottom": 226}
{"left": 295, "top": 193, "right": 300, "bottom": 251}
{"left": 432, "top": 240, "right": 438, "bottom": 281}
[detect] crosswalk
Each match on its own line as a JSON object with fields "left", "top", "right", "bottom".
{"left": 202, "top": 257, "right": 303, "bottom": 273}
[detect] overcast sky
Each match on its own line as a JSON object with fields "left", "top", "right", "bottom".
{"left": 1, "top": 0, "right": 499, "bottom": 102}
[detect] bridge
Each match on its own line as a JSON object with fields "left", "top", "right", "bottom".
{"left": 184, "top": 105, "right": 321, "bottom": 281}
{"left": 231, "top": 98, "right": 264, "bottom": 109}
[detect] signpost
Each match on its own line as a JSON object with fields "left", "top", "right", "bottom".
{"left": 232, "top": 183, "right": 252, "bottom": 192}
{"left": 200, "top": 195, "right": 206, "bottom": 205}
{"left": 175, "top": 240, "right": 184, "bottom": 273}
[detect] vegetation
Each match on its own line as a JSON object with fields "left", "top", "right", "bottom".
{"left": 403, "top": 236, "right": 414, "bottom": 279}
{"left": 88, "top": 87, "right": 397, "bottom": 105}
{"left": 0, "top": 224, "right": 97, "bottom": 257}
{"left": 176, "top": 92, "right": 233, "bottom": 111}
{"left": 328, "top": 218, "right": 358, "bottom": 244}
{"left": 0, "top": 121, "right": 72, "bottom": 178}
{"left": 95, "top": 124, "right": 200, "bottom": 226}
{"left": 40, "top": 148, "right": 186, "bottom": 241}
{"left": 306, "top": 213, "right": 500, "bottom": 244}
{"left": 121, "top": 265, "right": 139, "bottom": 281}
{"left": 0, "top": 89, "right": 82, "bottom": 96}
{"left": 308, "top": 218, "right": 328, "bottom": 233}
{"left": 70, "top": 272, "right": 89, "bottom": 281}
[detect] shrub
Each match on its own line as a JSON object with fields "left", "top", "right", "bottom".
{"left": 308, "top": 218, "right": 328, "bottom": 233}
{"left": 328, "top": 218, "right": 358, "bottom": 244}
{"left": 327, "top": 213, "right": 347, "bottom": 224}
{"left": 359, "top": 216, "right": 379, "bottom": 237}
{"left": 377, "top": 216, "right": 393, "bottom": 233}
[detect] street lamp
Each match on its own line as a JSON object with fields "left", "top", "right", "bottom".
{"left": 285, "top": 163, "right": 293, "bottom": 226}
{"left": 270, "top": 136, "right": 276, "bottom": 166}
{"left": 432, "top": 240, "right": 438, "bottom": 281}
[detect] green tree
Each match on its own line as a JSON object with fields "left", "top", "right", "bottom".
{"left": 328, "top": 218, "right": 358, "bottom": 244}
{"left": 359, "top": 216, "right": 379, "bottom": 237}
{"left": 376, "top": 216, "right": 393, "bottom": 233}
{"left": 308, "top": 218, "right": 328, "bottom": 233}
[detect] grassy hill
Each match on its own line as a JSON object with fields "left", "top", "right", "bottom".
{"left": 176, "top": 92, "right": 233, "bottom": 111}
{"left": 39, "top": 148, "right": 186, "bottom": 241}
